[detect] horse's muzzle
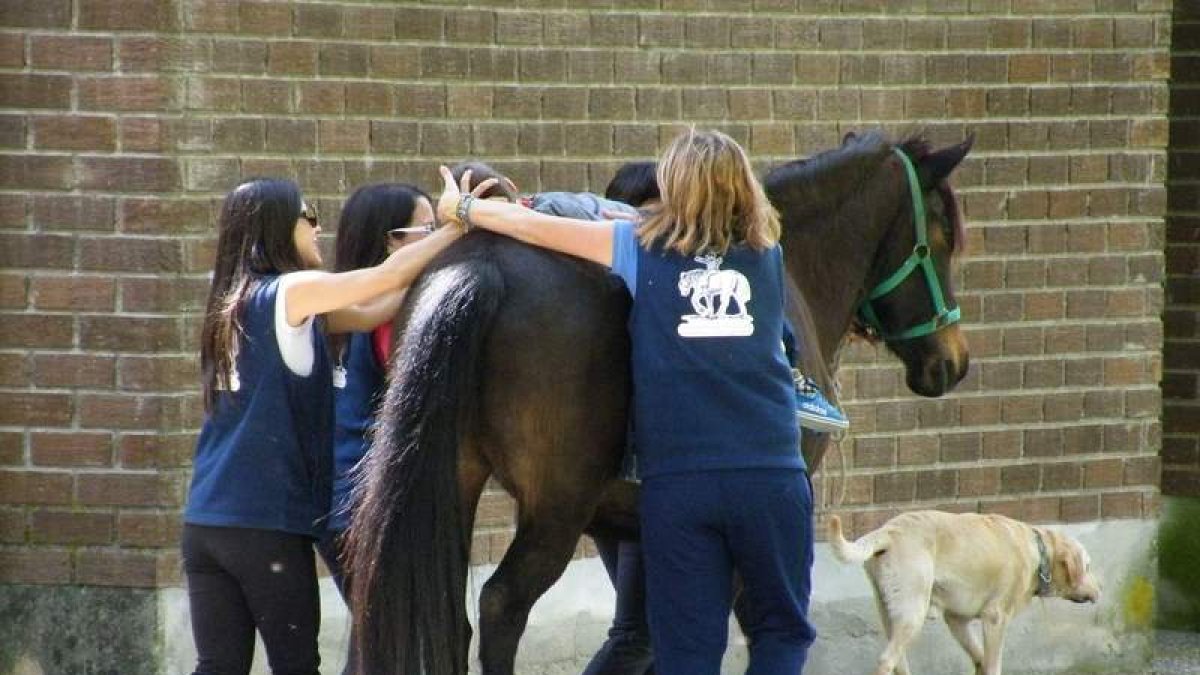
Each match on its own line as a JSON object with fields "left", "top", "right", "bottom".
{"left": 896, "top": 326, "right": 970, "bottom": 397}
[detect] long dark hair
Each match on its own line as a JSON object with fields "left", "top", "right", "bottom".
{"left": 604, "top": 161, "right": 660, "bottom": 207}
{"left": 329, "top": 183, "right": 430, "bottom": 361}
{"left": 334, "top": 183, "right": 430, "bottom": 273}
{"left": 200, "top": 178, "right": 306, "bottom": 411}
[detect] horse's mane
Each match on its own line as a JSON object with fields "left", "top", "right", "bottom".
{"left": 763, "top": 130, "right": 893, "bottom": 217}
{"left": 764, "top": 130, "right": 965, "bottom": 254}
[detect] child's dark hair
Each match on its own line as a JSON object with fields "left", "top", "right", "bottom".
{"left": 449, "top": 161, "right": 518, "bottom": 202}
{"left": 201, "top": 178, "right": 307, "bottom": 410}
{"left": 335, "top": 183, "right": 430, "bottom": 272}
{"left": 605, "top": 161, "right": 660, "bottom": 207}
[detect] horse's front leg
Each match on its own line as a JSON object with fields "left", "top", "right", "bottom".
{"left": 477, "top": 509, "right": 592, "bottom": 675}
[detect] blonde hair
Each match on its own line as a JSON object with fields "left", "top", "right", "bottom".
{"left": 638, "top": 128, "right": 780, "bottom": 255}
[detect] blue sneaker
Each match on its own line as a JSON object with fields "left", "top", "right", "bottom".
{"left": 793, "top": 369, "right": 849, "bottom": 433}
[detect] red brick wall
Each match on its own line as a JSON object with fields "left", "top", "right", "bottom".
{"left": 1, "top": 0, "right": 192, "bottom": 588}
{"left": 1164, "top": 4, "right": 1200, "bottom": 497}
{"left": 1, "top": 1, "right": 1170, "bottom": 588}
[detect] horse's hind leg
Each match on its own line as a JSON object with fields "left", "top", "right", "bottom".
{"left": 459, "top": 446, "right": 491, "bottom": 546}
{"left": 477, "top": 508, "right": 592, "bottom": 675}
{"left": 455, "top": 446, "right": 490, "bottom": 667}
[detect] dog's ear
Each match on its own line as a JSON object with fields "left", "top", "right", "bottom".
{"left": 1056, "top": 537, "right": 1083, "bottom": 587}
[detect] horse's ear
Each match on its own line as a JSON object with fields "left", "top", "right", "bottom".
{"left": 921, "top": 134, "right": 974, "bottom": 185}
{"left": 842, "top": 131, "right": 857, "bottom": 145}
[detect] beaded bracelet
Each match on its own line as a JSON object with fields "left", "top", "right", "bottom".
{"left": 456, "top": 194, "right": 476, "bottom": 231}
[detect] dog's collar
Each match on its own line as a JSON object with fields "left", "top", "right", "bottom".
{"left": 1034, "top": 530, "right": 1052, "bottom": 597}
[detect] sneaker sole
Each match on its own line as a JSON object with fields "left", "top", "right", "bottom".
{"left": 795, "top": 410, "right": 849, "bottom": 433}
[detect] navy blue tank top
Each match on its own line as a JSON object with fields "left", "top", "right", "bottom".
{"left": 185, "top": 275, "right": 334, "bottom": 537}
{"left": 328, "top": 331, "right": 385, "bottom": 531}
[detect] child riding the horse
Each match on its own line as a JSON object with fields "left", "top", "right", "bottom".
{"left": 438, "top": 129, "right": 819, "bottom": 674}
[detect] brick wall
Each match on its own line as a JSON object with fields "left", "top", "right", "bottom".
{"left": 1, "top": 0, "right": 193, "bottom": 590}
{"left": 0, "top": 1, "right": 1170, "bottom": 591}
{"left": 1164, "top": 4, "right": 1200, "bottom": 497}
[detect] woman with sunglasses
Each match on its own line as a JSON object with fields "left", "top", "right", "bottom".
{"left": 182, "top": 178, "right": 466, "bottom": 675}
{"left": 317, "top": 183, "right": 439, "bottom": 674}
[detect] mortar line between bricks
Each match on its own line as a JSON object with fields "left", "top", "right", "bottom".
{"left": 0, "top": 464, "right": 176, "bottom": 476}
{"left": 0, "top": 183, "right": 1177, "bottom": 198}
{"left": 954, "top": 249, "right": 1165, "bottom": 260}
{"left": 221, "top": 0, "right": 1173, "bottom": 16}
{"left": 829, "top": 460, "right": 1162, "bottom": 477}
{"left": 3, "top": 152, "right": 1169, "bottom": 164}
{"left": 168, "top": 73, "right": 1177, "bottom": 85}
{"left": 956, "top": 282, "right": 1165, "bottom": 293}
{"left": 953, "top": 215, "right": 1166, "bottom": 225}
{"left": 840, "top": 380, "right": 1163, "bottom": 398}
{"left": 3, "top": 64, "right": 1174, "bottom": 82}
{"left": 844, "top": 444, "right": 1161, "bottom": 458}
{"left": 264, "top": 3, "right": 1174, "bottom": 19}
{"left": 0, "top": 268, "right": 211, "bottom": 279}
{"left": 0, "top": 152, "right": 1171, "bottom": 168}
{"left": 0, "top": 347, "right": 196, "bottom": 357}
{"left": 73, "top": 36, "right": 1172, "bottom": 50}
{"left": 15, "top": 349, "right": 1163, "bottom": 367}
{"left": 9, "top": 23, "right": 1164, "bottom": 43}
{"left": 164, "top": 147, "right": 1174, "bottom": 159}
{"left": 3, "top": 279, "right": 1168, "bottom": 296}
{"left": 88, "top": 115, "right": 1177, "bottom": 129}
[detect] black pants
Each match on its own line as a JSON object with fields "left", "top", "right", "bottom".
{"left": 316, "top": 528, "right": 358, "bottom": 675}
{"left": 583, "top": 535, "right": 655, "bottom": 675}
{"left": 182, "top": 523, "right": 321, "bottom": 675}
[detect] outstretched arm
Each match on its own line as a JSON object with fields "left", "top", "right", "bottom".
{"left": 436, "top": 166, "right": 616, "bottom": 268}
{"left": 283, "top": 224, "right": 462, "bottom": 328}
{"left": 325, "top": 288, "right": 406, "bottom": 334}
{"left": 285, "top": 175, "right": 502, "bottom": 330}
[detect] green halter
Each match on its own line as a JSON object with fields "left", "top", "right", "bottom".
{"left": 856, "top": 148, "right": 962, "bottom": 342}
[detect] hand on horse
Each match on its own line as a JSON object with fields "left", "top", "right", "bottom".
{"left": 437, "top": 166, "right": 499, "bottom": 229}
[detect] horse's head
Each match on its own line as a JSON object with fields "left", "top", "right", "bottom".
{"left": 679, "top": 268, "right": 706, "bottom": 295}
{"left": 858, "top": 135, "right": 973, "bottom": 397}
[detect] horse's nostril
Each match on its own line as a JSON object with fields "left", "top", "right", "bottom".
{"left": 937, "top": 359, "right": 952, "bottom": 393}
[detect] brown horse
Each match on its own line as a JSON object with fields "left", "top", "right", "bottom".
{"left": 344, "top": 130, "right": 973, "bottom": 675}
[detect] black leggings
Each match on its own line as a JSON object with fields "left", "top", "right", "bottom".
{"left": 182, "top": 524, "right": 321, "bottom": 675}
{"left": 316, "top": 528, "right": 357, "bottom": 675}
{"left": 584, "top": 535, "right": 654, "bottom": 675}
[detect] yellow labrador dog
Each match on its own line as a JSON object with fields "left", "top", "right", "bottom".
{"left": 828, "top": 511, "right": 1100, "bottom": 675}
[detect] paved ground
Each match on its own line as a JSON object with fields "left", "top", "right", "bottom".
{"left": 1150, "top": 630, "right": 1200, "bottom": 674}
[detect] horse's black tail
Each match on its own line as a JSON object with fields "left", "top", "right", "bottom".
{"left": 345, "top": 258, "right": 504, "bottom": 675}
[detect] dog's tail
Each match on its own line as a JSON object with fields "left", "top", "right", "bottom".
{"left": 828, "top": 515, "right": 888, "bottom": 564}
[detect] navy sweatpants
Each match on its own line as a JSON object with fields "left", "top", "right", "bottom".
{"left": 641, "top": 468, "right": 816, "bottom": 675}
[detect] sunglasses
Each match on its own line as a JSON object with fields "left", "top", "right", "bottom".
{"left": 387, "top": 221, "right": 436, "bottom": 240}
{"left": 300, "top": 204, "right": 319, "bottom": 228}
